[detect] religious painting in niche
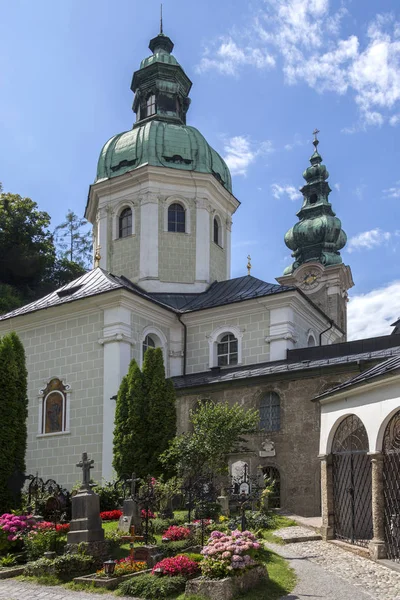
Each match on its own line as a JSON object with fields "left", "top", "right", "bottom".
{"left": 41, "top": 378, "right": 69, "bottom": 434}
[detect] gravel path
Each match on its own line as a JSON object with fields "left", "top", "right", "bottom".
{"left": 267, "top": 539, "right": 400, "bottom": 600}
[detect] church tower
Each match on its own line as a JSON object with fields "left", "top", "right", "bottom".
{"left": 85, "top": 29, "right": 239, "bottom": 293}
{"left": 276, "top": 132, "right": 353, "bottom": 338}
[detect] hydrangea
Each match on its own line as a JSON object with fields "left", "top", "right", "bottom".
{"left": 200, "top": 530, "right": 262, "bottom": 578}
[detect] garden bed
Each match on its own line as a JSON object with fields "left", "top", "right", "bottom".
{"left": 0, "top": 566, "right": 25, "bottom": 579}
{"left": 185, "top": 565, "right": 268, "bottom": 600}
{"left": 73, "top": 568, "right": 152, "bottom": 589}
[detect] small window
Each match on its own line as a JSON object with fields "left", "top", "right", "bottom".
{"left": 309, "top": 194, "right": 318, "bottom": 205}
{"left": 143, "top": 334, "right": 156, "bottom": 358}
{"left": 146, "top": 94, "right": 156, "bottom": 117}
{"left": 119, "top": 207, "right": 132, "bottom": 238}
{"left": 213, "top": 218, "right": 220, "bottom": 245}
{"left": 308, "top": 335, "right": 316, "bottom": 347}
{"left": 41, "top": 378, "right": 68, "bottom": 434}
{"left": 168, "top": 203, "right": 185, "bottom": 233}
{"left": 260, "top": 392, "right": 280, "bottom": 432}
{"left": 217, "top": 333, "right": 238, "bottom": 367}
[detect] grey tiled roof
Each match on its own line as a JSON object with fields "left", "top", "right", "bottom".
{"left": 0, "top": 268, "right": 175, "bottom": 321}
{"left": 172, "top": 346, "right": 400, "bottom": 390}
{"left": 314, "top": 353, "right": 400, "bottom": 400}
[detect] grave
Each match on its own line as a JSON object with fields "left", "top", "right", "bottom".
{"left": 66, "top": 452, "right": 106, "bottom": 558}
{"left": 118, "top": 472, "right": 142, "bottom": 535}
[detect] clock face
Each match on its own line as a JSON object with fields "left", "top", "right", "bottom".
{"left": 302, "top": 271, "right": 319, "bottom": 288}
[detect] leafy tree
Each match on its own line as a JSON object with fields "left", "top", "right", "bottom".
{"left": 0, "top": 333, "right": 27, "bottom": 512}
{"left": 50, "top": 257, "right": 87, "bottom": 288}
{"left": 0, "top": 283, "right": 23, "bottom": 314}
{"left": 54, "top": 210, "right": 92, "bottom": 268}
{"left": 113, "top": 349, "right": 176, "bottom": 479}
{"left": 161, "top": 400, "right": 258, "bottom": 479}
{"left": 0, "top": 192, "right": 55, "bottom": 299}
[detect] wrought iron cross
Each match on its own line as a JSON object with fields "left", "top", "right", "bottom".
{"left": 77, "top": 452, "right": 94, "bottom": 488}
{"left": 128, "top": 472, "right": 141, "bottom": 499}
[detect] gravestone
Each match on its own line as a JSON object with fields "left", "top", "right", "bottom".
{"left": 66, "top": 453, "right": 105, "bottom": 557}
{"left": 118, "top": 473, "right": 142, "bottom": 535}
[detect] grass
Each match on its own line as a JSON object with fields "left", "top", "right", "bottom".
{"left": 260, "top": 514, "right": 298, "bottom": 544}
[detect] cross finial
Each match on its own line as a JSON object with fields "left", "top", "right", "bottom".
{"left": 247, "top": 255, "right": 252, "bottom": 276}
{"left": 160, "top": 3, "right": 163, "bottom": 34}
{"left": 312, "top": 128, "right": 320, "bottom": 150}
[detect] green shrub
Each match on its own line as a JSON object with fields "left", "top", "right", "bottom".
{"left": 152, "top": 517, "right": 173, "bottom": 534}
{"left": 182, "top": 553, "right": 203, "bottom": 563}
{"left": 24, "top": 553, "right": 96, "bottom": 581}
{"left": 227, "top": 511, "right": 273, "bottom": 532}
{"left": 118, "top": 573, "right": 186, "bottom": 598}
{"left": 0, "top": 553, "right": 17, "bottom": 567}
{"left": 161, "top": 539, "right": 195, "bottom": 557}
{"left": 25, "top": 529, "right": 66, "bottom": 561}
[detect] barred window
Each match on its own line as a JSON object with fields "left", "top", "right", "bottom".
{"left": 217, "top": 333, "right": 238, "bottom": 367}
{"left": 168, "top": 203, "right": 185, "bottom": 233}
{"left": 119, "top": 207, "right": 132, "bottom": 238}
{"left": 260, "top": 392, "right": 280, "bottom": 431}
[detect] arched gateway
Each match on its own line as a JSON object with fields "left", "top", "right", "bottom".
{"left": 383, "top": 409, "right": 400, "bottom": 562}
{"left": 332, "top": 415, "right": 373, "bottom": 547}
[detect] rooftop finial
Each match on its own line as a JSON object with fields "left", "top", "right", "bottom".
{"left": 312, "top": 128, "right": 320, "bottom": 151}
{"left": 247, "top": 255, "right": 252, "bottom": 276}
{"left": 160, "top": 3, "right": 163, "bottom": 34}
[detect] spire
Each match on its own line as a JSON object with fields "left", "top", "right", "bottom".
{"left": 282, "top": 133, "right": 347, "bottom": 275}
{"left": 247, "top": 255, "right": 252, "bottom": 276}
{"left": 160, "top": 3, "right": 163, "bottom": 34}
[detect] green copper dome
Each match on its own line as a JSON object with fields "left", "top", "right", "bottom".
{"left": 283, "top": 135, "right": 347, "bottom": 275}
{"left": 95, "top": 30, "right": 232, "bottom": 193}
{"left": 96, "top": 121, "right": 232, "bottom": 191}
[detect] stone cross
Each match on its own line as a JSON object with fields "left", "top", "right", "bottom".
{"left": 77, "top": 452, "right": 94, "bottom": 490}
{"left": 128, "top": 472, "right": 140, "bottom": 499}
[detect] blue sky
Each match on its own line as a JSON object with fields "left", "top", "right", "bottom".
{"left": 0, "top": 0, "right": 399, "bottom": 339}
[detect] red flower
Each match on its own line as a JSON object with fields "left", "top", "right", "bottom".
{"left": 162, "top": 525, "right": 191, "bottom": 541}
{"left": 55, "top": 523, "right": 70, "bottom": 533}
{"left": 141, "top": 509, "right": 156, "bottom": 519}
{"left": 152, "top": 555, "right": 199, "bottom": 577}
{"left": 100, "top": 510, "right": 122, "bottom": 521}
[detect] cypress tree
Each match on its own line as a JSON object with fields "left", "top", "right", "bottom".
{"left": 0, "top": 335, "right": 20, "bottom": 512}
{"left": 112, "top": 374, "right": 130, "bottom": 477}
{"left": 9, "top": 332, "right": 28, "bottom": 481}
{"left": 127, "top": 359, "right": 149, "bottom": 478}
{"left": 142, "top": 348, "right": 176, "bottom": 477}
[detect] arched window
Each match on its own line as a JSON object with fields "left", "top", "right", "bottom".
{"left": 119, "top": 207, "right": 132, "bottom": 238}
{"left": 40, "top": 378, "right": 70, "bottom": 435}
{"left": 308, "top": 334, "right": 316, "bottom": 347}
{"left": 146, "top": 94, "right": 156, "bottom": 117}
{"left": 260, "top": 392, "right": 280, "bottom": 432}
{"left": 217, "top": 333, "right": 238, "bottom": 367}
{"left": 213, "top": 217, "right": 223, "bottom": 246}
{"left": 168, "top": 203, "right": 185, "bottom": 233}
{"left": 142, "top": 334, "right": 156, "bottom": 359}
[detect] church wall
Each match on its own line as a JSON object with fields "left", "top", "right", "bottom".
{"left": 15, "top": 310, "right": 104, "bottom": 487}
{"left": 210, "top": 239, "right": 227, "bottom": 282}
{"left": 176, "top": 367, "right": 361, "bottom": 517}
{"left": 158, "top": 200, "right": 196, "bottom": 284}
{"left": 110, "top": 208, "right": 140, "bottom": 281}
{"left": 185, "top": 307, "right": 270, "bottom": 374}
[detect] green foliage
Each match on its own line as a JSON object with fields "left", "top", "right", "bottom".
{"left": 117, "top": 572, "right": 186, "bottom": 598}
{"left": 153, "top": 476, "right": 182, "bottom": 514}
{"left": 0, "top": 333, "right": 28, "bottom": 512}
{"left": 0, "top": 284, "right": 23, "bottom": 314}
{"left": 24, "top": 529, "right": 66, "bottom": 561}
{"left": 94, "top": 479, "right": 125, "bottom": 511}
{"left": 182, "top": 553, "right": 203, "bottom": 563}
{"left": 227, "top": 511, "right": 273, "bottom": 532}
{"left": 54, "top": 210, "right": 92, "bottom": 268}
{"left": 113, "top": 349, "right": 176, "bottom": 479}
{"left": 24, "top": 553, "right": 97, "bottom": 581}
{"left": 161, "top": 539, "right": 194, "bottom": 557}
{"left": 0, "top": 553, "right": 17, "bottom": 567}
{"left": 161, "top": 400, "right": 258, "bottom": 478}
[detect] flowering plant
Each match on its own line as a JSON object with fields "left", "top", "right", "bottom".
{"left": 0, "top": 513, "right": 36, "bottom": 546}
{"left": 100, "top": 510, "right": 122, "bottom": 521}
{"left": 152, "top": 555, "right": 199, "bottom": 578}
{"left": 141, "top": 509, "right": 156, "bottom": 519}
{"left": 96, "top": 557, "right": 147, "bottom": 578}
{"left": 55, "top": 523, "right": 70, "bottom": 534}
{"left": 162, "top": 525, "right": 191, "bottom": 541}
{"left": 193, "top": 518, "right": 213, "bottom": 526}
{"left": 200, "top": 530, "right": 261, "bottom": 578}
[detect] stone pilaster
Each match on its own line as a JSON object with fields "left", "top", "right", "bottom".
{"left": 368, "top": 452, "right": 387, "bottom": 560}
{"left": 319, "top": 453, "right": 334, "bottom": 540}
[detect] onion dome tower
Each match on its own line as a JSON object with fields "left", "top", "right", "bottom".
{"left": 277, "top": 132, "right": 353, "bottom": 338}
{"left": 86, "top": 25, "right": 238, "bottom": 293}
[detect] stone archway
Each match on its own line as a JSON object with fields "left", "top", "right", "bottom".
{"left": 383, "top": 409, "right": 400, "bottom": 562}
{"left": 332, "top": 414, "right": 373, "bottom": 547}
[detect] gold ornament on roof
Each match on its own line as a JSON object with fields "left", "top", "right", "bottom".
{"left": 94, "top": 246, "right": 102, "bottom": 268}
{"left": 247, "top": 255, "right": 252, "bottom": 276}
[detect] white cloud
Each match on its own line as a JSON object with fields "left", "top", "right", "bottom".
{"left": 271, "top": 183, "right": 302, "bottom": 201}
{"left": 197, "top": 4, "right": 400, "bottom": 127}
{"left": 284, "top": 134, "right": 304, "bottom": 151}
{"left": 347, "top": 281, "right": 400, "bottom": 340}
{"left": 347, "top": 228, "right": 391, "bottom": 253}
{"left": 196, "top": 39, "right": 275, "bottom": 76}
{"left": 223, "top": 136, "right": 273, "bottom": 176}
{"left": 334, "top": 183, "right": 340, "bottom": 192}
{"left": 383, "top": 182, "right": 400, "bottom": 198}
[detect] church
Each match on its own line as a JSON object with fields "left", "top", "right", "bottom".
{"left": 1, "top": 28, "right": 399, "bottom": 518}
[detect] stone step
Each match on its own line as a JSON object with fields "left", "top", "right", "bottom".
{"left": 272, "top": 525, "right": 322, "bottom": 544}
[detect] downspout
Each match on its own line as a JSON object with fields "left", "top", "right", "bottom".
{"left": 177, "top": 313, "right": 187, "bottom": 376}
{"left": 319, "top": 319, "right": 334, "bottom": 346}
